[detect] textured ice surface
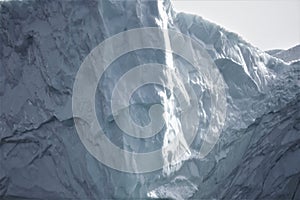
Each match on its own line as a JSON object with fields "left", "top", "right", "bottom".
{"left": 0, "top": 0, "right": 300, "bottom": 199}
{"left": 267, "top": 45, "right": 300, "bottom": 63}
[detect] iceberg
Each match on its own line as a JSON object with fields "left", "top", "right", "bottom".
{"left": 0, "top": 0, "right": 299, "bottom": 199}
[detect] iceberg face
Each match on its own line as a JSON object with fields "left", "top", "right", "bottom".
{"left": 0, "top": 0, "right": 299, "bottom": 199}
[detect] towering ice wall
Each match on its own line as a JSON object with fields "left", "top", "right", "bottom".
{"left": 0, "top": 0, "right": 299, "bottom": 199}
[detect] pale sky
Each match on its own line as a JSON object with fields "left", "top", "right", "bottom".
{"left": 171, "top": 0, "right": 300, "bottom": 50}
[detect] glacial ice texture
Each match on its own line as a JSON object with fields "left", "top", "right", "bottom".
{"left": 0, "top": 0, "right": 299, "bottom": 199}
{"left": 267, "top": 44, "right": 300, "bottom": 63}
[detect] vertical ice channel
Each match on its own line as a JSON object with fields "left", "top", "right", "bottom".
{"left": 156, "top": 1, "right": 191, "bottom": 176}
